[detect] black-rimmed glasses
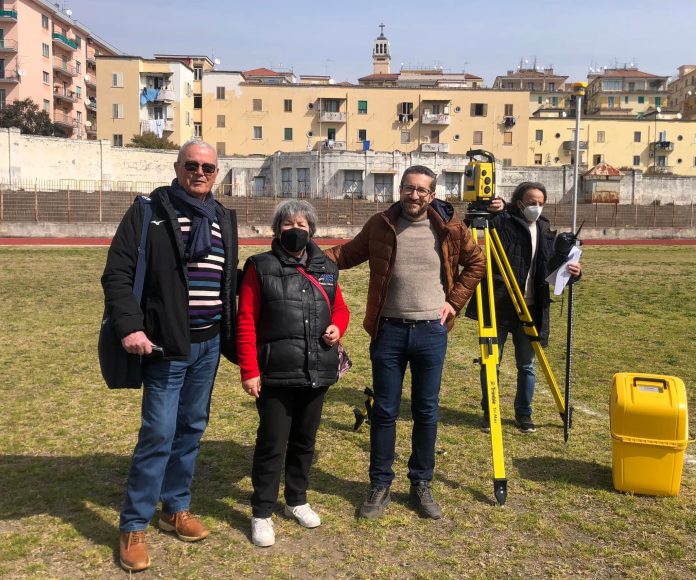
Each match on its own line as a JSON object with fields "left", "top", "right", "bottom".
{"left": 401, "top": 184, "right": 432, "bottom": 197}
{"left": 182, "top": 161, "right": 217, "bottom": 175}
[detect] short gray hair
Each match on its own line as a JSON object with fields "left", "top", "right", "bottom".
{"left": 271, "top": 199, "right": 318, "bottom": 238}
{"left": 177, "top": 139, "right": 217, "bottom": 163}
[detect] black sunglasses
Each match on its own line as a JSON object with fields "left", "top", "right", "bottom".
{"left": 182, "top": 161, "right": 217, "bottom": 175}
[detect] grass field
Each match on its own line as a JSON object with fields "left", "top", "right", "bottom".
{"left": 0, "top": 245, "right": 694, "bottom": 579}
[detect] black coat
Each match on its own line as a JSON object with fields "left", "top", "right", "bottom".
{"left": 101, "top": 186, "right": 238, "bottom": 362}
{"left": 247, "top": 239, "right": 339, "bottom": 388}
{"left": 465, "top": 206, "right": 556, "bottom": 346}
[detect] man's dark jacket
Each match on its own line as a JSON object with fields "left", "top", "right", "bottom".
{"left": 101, "top": 186, "right": 238, "bottom": 362}
{"left": 465, "top": 205, "right": 555, "bottom": 346}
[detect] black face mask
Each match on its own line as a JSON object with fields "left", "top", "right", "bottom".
{"left": 280, "top": 228, "right": 309, "bottom": 253}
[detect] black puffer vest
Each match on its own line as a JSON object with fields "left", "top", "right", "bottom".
{"left": 247, "top": 239, "right": 340, "bottom": 388}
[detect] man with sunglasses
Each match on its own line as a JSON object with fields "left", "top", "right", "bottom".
{"left": 102, "top": 140, "right": 238, "bottom": 572}
{"left": 324, "top": 165, "right": 485, "bottom": 520}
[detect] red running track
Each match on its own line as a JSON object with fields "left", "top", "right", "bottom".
{"left": 1, "top": 237, "right": 695, "bottom": 246}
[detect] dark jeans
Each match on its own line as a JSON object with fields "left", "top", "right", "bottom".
{"left": 251, "top": 385, "right": 328, "bottom": 518}
{"left": 480, "top": 324, "right": 536, "bottom": 417}
{"left": 120, "top": 336, "right": 220, "bottom": 531}
{"left": 369, "top": 318, "right": 448, "bottom": 487}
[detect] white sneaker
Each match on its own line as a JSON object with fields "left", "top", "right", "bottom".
{"left": 251, "top": 517, "right": 275, "bottom": 547}
{"left": 284, "top": 503, "right": 321, "bottom": 528}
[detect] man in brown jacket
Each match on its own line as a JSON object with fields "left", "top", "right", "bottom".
{"left": 324, "top": 165, "right": 485, "bottom": 520}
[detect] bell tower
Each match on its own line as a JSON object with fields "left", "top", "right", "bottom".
{"left": 372, "top": 23, "right": 391, "bottom": 75}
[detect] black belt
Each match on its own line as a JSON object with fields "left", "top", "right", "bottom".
{"left": 381, "top": 317, "right": 438, "bottom": 325}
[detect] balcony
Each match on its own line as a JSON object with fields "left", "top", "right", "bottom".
{"left": 0, "top": 69, "right": 20, "bottom": 83}
{"left": 0, "top": 39, "right": 17, "bottom": 52}
{"left": 0, "top": 9, "right": 17, "bottom": 21}
{"left": 320, "top": 139, "right": 346, "bottom": 151}
{"left": 562, "top": 140, "right": 588, "bottom": 151}
{"left": 53, "top": 113, "right": 79, "bottom": 130}
{"left": 319, "top": 111, "right": 346, "bottom": 123}
{"left": 86, "top": 50, "right": 101, "bottom": 66}
{"left": 86, "top": 122, "right": 97, "bottom": 136}
{"left": 85, "top": 97, "right": 96, "bottom": 111}
{"left": 647, "top": 165, "right": 673, "bottom": 175}
{"left": 421, "top": 112, "right": 450, "bottom": 125}
{"left": 421, "top": 143, "right": 449, "bottom": 153}
{"left": 53, "top": 87, "right": 80, "bottom": 104}
{"left": 650, "top": 140, "right": 674, "bottom": 153}
{"left": 52, "top": 33, "right": 78, "bottom": 51}
{"left": 84, "top": 73, "right": 96, "bottom": 88}
{"left": 52, "top": 57, "right": 78, "bottom": 77}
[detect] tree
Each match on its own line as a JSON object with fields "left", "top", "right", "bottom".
{"left": 127, "top": 133, "right": 178, "bottom": 150}
{"left": 0, "top": 98, "right": 54, "bottom": 135}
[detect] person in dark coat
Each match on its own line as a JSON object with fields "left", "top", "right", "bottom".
{"left": 237, "top": 200, "right": 349, "bottom": 547}
{"left": 466, "top": 182, "right": 581, "bottom": 433}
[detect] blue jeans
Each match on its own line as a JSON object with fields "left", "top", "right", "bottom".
{"left": 480, "top": 324, "right": 536, "bottom": 418}
{"left": 369, "top": 318, "right": 448, "bottom": 487}
{"left": 120, "top": 336, "right": 220, "bottom": 531}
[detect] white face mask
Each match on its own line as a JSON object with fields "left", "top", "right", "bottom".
{"left": 522, "top": 205, "right": 543, "bottom": 222}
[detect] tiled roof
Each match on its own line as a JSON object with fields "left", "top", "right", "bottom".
{"left": 585, "top": 162, "right": 623, "bottom": 177}
{"left": 598, "top": 69, "right": 664, "bottom": 79}
{"left": 358, "top": 73, "right": 400, "bottom": 81}
{"left": 244, "top": 67, "right": 284, "bottom": 77}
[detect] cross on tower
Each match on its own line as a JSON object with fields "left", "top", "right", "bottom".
{"left": 379, "top": 23, "right": 385, "bottom": 36}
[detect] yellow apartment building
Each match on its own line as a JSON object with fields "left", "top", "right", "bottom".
{"left": 201, "top": 73, "right": 531, "bottom": 165}
{"left": 585, "top": 66, "right": 670, "bottom": 117}
{"left": 1, "top": 0, "right": 119, "bottom": 139}
{"left": 96, "top": 56, "right": 195, "bottom": 147}
{"left": 493, "top": 63, "right": 571, "bottom": 116}
{"left": 528, "top": 115, "right": 696, "bottom": 175}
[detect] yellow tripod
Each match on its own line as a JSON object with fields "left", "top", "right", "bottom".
{"left": 469, "top": 209, "right": 571, "bottom": 506}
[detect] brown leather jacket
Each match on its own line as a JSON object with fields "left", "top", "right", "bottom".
{"left": 324, "top": 199, "right": 485, "bottom": 338}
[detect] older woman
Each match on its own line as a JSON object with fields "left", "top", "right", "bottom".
{"left": 236, "top": 199, "right": 349, "bottom": 547}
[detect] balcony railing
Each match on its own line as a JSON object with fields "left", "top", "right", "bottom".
{"left": 319, "top": 111, "right": 346, "bottom": 123}
{"left": 647, "top": 165, "right": 673, "bottom": 175}
{"left": 52, "top": 57, "right": 78, "bottom": 77}
{"left": 52, "top": 33, "right": 78, "bottom": 50}
{"left": 53, "top": 113, "right": 79, "bottom": 128}
{"left": 0, "top": 69, "right": 20, "bottom": 83}
{"left": 53, "top": 87, "right": 80, "bottom": 104}
{"left": 562, "top": 140, "right": 588, "bottom": 151}
{"left": 0, "top": 9, "right": 17, "bottom": 21}
{"left": 421, "top": 112, "right": 450, "bottom": 125}
{"left": 84, "top": 74, "right": 96, "bottom": 87}
{"left": 320, "top": 139, "right": 346, "bottom": 151}
{"left": 85, "top": 98, "right": 96, "bottom": 111}
{"left": 86, "top": 122, "right": 97, "bottom": 134}
{"left": 0, "top": 39, "right": 17, "bottom": 52}
{"left": 650, "top": 140, "right": 674, "bottom": 152}
{"left": 421, "top": 142, "right": 449, "bottom": 153}
{"left": 86, "top": 50, "right": 101, "bottom": 65}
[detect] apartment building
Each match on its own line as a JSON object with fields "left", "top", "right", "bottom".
{"left": 585, "top": 66, "right": 669, "bottom": 117}
{"left": 96, "top": 55, "right": 195, "bottom": 147}
{"left": 0, "top": 0, "right": 119, "bottom": 138}
{"left": 668, "top": 65, "right": 696, "bottom": 120}
{"left": 493, "top": 63, "right": 570, "bottom": 116}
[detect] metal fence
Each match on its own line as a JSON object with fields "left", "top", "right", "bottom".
{"left": 0, "top": 180, "right": 694, "bottom": 229}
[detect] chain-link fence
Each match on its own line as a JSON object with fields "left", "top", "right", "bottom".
{"left": 0, "top": 180, "right": 694, "bottom": 229}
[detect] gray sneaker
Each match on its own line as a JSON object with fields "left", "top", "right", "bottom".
{"left": 360, "top": 485, "right": 390, "bottom": 519}
{"left": 515, "top": 415, "right": 537, "bottom": 433}
{"left": 409, "top": 482, "right": 442, "bottom": 519}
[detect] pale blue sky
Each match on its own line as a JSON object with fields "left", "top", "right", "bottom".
{"left": 64, "top": 0, "right": 693, "bottom": 84}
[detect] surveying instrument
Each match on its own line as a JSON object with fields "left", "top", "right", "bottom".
{"left": 464, "top": 149, "right": 573, "bottom": 506}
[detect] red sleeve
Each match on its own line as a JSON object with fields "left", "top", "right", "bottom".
{"left": 236, "top": 263, "right": 261, "bottom": 381}
{"left": 331, "top": 283, "right": 350, "bottom": 337}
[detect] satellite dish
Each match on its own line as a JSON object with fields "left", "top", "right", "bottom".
{"left": 84, "top": 74, "right": 90, "bottom": 82}
{"left": 17, "top": 69, "right": 25, "bottom": 77}
{"left": 214, "top": 58, "right": 221, "bottom": 65}
{"left": 65, "top": 9, "right": 72, "bottom": 16}
{"left": 328, "top": 78, "right": 335, "bottom": 85}
{"left": 85, "top": 120, "right": 92, "bottom": 127}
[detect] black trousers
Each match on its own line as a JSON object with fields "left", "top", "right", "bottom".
{"left": 251, "top": 385, "right": 328, "bottom": 518}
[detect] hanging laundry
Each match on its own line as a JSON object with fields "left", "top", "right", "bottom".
{"left": 140, "top": 88, "right": 148, "bottom": 106}
{"left": 145, "top": 88, "right": 159, "bottom": 102}
{"left": 154, "top": 118, "right": 164, "bottom": 138}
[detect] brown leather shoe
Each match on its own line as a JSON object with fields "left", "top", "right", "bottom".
{"left": 119, "top": 531, "right": 150, "bottom": 572}
{"left": 158, "top": 510, "right": 209, "bottom": 542}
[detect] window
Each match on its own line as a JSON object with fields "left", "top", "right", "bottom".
{"left": 630, "top": 155, "right": 641, "bottom": 166}
{"left": 654, "top": 96, "right": 662, "bottom": 107}
{"left": 253, "top": 98, "right": 262, "bottom": 112}
{"left": 503, "top": 131, "right": 513, "bottom": 145}
{"left": 593, "top": 154, "right": 603, "bottom": 165}
{"left": 399, "top": 102, "right": 414, "bottom": 117}
{"left": 185, "top": 112, "right": 190, "bottom": 126}
{"left": 548, "top": 82, "right": 555, "bottom": 91}
{"left": 216, "top": 86, "right": 225, "bottom": 100}
{"left": 185, "top": 82, "right": 192, "bottom": 97}
{"left": 444, "top": 173, "right": 460, "bottom": 197}
{"left": 75, "top": 86, "right": 81, "bottom": 98}
{"left": 537, "top": 96, "right": 543, "bottom": 104}
{"left": 535, "top": 129, "right": 543, "bottom": 142}
{"left": 430, "top": 130, "right": 440, "bottom": 144}
{"left": 343, "top": 170, "right": 363, "bottom": 195}
{"left": 253, "top": 126, "right": 262, "bottom": 139}
{"left": 284, "top": 99, "right": 292, "bottom": 112}
{"left": 284, "top": 127, "right": 293, "bottom": 141}
{"left": 504, "top": 104, "right": 513, "bottom": 116}
{"left": 470, "top": 103, "right": 487, "bottom": 116}
{"left": 638, "top": 96, "right": 645, "bottom": 104}
{"left": 358, "top": 129, "right": 367, "bottom": 141}
{"left": 111, "top": 73, "right": 123, "bottom": 87}
{"left": 76, "top": 111, "right": 82, "bottom": 123}
{"left": 502, "top": 159, "right": 512, "bottom": 167}
{"left": 473, "top": 130, "right": 483, "bottom": 145}
{"left": 602, "top": 79, "right": 621, "bottom": 91}
{"left": 624, "top": 96, "right": 629, "bottom": 104}
{"left": 358, "top": 100, "right": 368, "bottom": 114}
{"left": 327, "top": 128, "right": 336, "bottom": 140}
{"left": 551, "top": 96, "right": 558, "bottom": 107}
{"left": 693, "top": 156, "right": 696, "bottom": 167}
{"left": 75, "top": 61, "right": 81, "bottom": 74}
{"left": 113, "top": 134, "right": 123, "bottom": 147}
{"left": 74, "top": 36, "right": 81, "bottom": 48}
{"left": 194, "top": 94, "right": 202, "bottom": 109}
{"left": 42, "top": 98, "right": 50, "bottom": 112}
{"left": 194, "top": 65, "right": 202, "bottom": 80}
{"left": 534, "top": 154, "right": 543, "bottom": 165}
{"left": 608, "top": 96, "right": 615, "bottom": 109}
{"left": 374, "top": 174, "right": 393, "bottom": 201}
{"left": 527, "top": 82, "right": 534, "bottom": 90}
{"left": 112, "top": 103, "right": 123, "bottom": 119}
{"left": 634, "top": 131, "right": 641, "bottom": 143}
{"left": 216, "top": 115, "right": 225, "bottom": 128}
{"left": 597, "top": 131, "right": 605, "bottom": 143}
{"left": 42, "top": 71, "right": 49, "bottom": 84}
{"left": 194, "top": 122, "right": 202, "bottom": 137}
{"left": 42, "top": 43, "right": 49, "bottom": 57}
{"left": 297, "top": 168, "right": 309, "bottom": 196}
{"left": 401, "top": 130, "right": 410, "bottom": 144}
{"left": 281, "top": 168, "right": 292, "bottom": 195}
{"left": 42, "top": 14, "right": 49, "bottom": 28}
{"left": 216, "top": 142, "right": 226, "bottom": 156}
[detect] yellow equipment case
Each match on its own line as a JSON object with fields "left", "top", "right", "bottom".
{"left": 610, "top": 373, "right": 689, "bottom": 496}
